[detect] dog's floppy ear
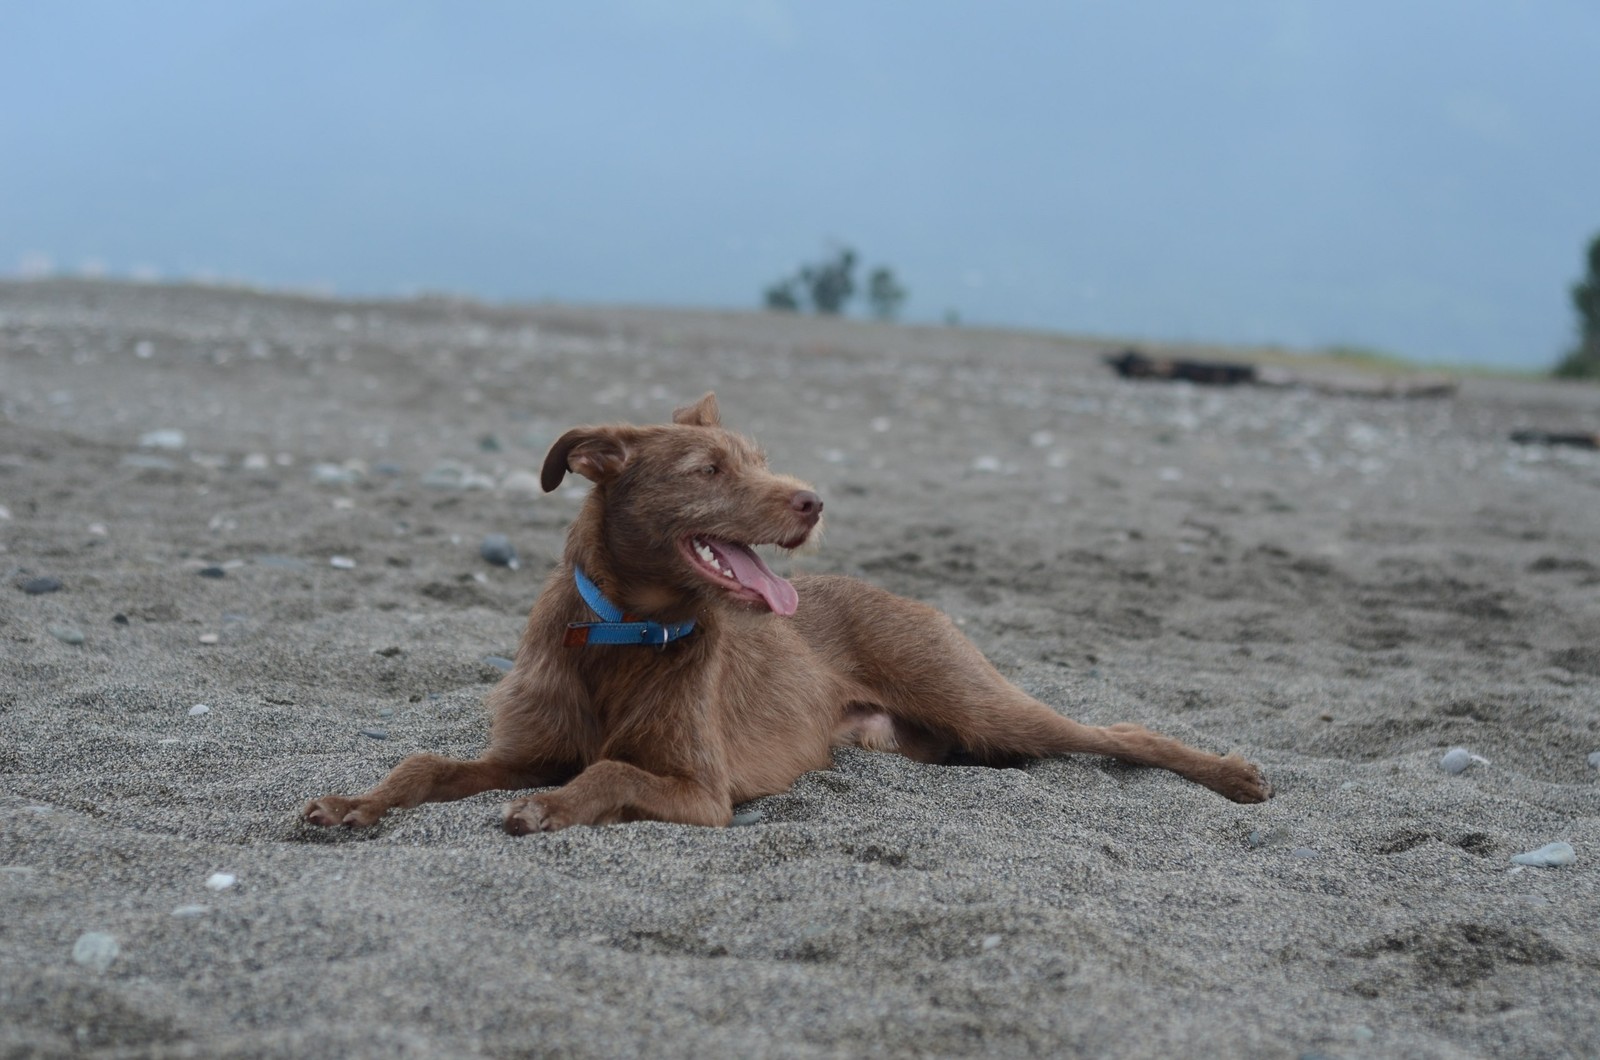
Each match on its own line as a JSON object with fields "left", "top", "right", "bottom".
{"left": 541, "top": 427, "right": 636, "bottom": 491}
{"left": 672, "top": 392, "right": 720, "bottom": 427}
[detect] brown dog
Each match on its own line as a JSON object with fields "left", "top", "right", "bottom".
{"left": 304, "top": 393, "right": 1269, "bottom": 834}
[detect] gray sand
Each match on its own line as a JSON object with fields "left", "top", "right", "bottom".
{"left": 3, "top": 280, "right": 1598, "bottom": 1058}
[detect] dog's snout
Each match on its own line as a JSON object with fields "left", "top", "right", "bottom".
{"left": 790, "top": 490, "right": 823, "bottom": 518}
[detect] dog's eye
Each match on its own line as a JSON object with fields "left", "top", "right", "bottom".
{"left": 701, "top": 464, "right": 719, "bottom": 476}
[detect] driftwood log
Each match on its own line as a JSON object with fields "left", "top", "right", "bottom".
{"left": 1509, "top": 429, "right": 1600, "bottom": 450}
{"left": 1103, "top": 348, "right": 1458, "bottom": 399}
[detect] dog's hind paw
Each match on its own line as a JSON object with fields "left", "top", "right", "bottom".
{"left": 303, "top": 795, "right": 383, "bottom": 828}
{"left": 1217, "top": 755, "right": 1273, "bottom": 804}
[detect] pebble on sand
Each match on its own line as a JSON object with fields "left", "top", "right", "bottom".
{"left": 1439, "top": 748, "right": 1475, "bottom": 774}
{"left": 139, "top": 428, "right": 186, "bottom": 450}
{"left": 1588, "top": 751, "right": 1600, "bottom": 770}
{"left": 483, "top": 655, "right": 515, "bottom": 672}
{"left": 18, "top": 576, "right": 63, "bottom": 595}
{"left": 329, "top": 556, "right": 356, "bottom": 569}
{"left": 197, "top": 566, "right": 226, "bottom": 578}
{"left": 71, "top": 932, "right": 119, "bottom": 972}
{"left": 171, "top": 905, "right": 210, "bottom": 918}
{"left": 361, "top": 727, "right": 389, "bottom": 740}
{"left": 188, "top": 704, "right": 210, "bottom": 716}
{"left": 1511, "top": 842, "right": 1576, "bottom": 868}
{"left": 198, "top": 633, "right": 220, "bottom": 645}
{"left": 311, "top": 463, "right": 362, "bottom": 485}
{"left": 480, "top": 533, "right": 518, "bottom": 568}
{"left": 204, "top": 872, "right": 237, "bottom": 892}
{"left": 48, "top": 624, "right": 85, "bottom": 645}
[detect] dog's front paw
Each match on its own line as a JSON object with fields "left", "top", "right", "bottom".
{"left": 1218, "top": 755, "right": 1273, "bottom": 804}
{"left": 303, "top": 795, "right": 384, "bottom": 828}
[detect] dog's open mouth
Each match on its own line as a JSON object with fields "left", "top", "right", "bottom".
{"left": 681, "top": 535, "right": 800, "bottom": 616}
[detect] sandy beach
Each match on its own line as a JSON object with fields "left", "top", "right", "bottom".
{"left": 3, "top": 279, "right": 1598, "bottom": 1058}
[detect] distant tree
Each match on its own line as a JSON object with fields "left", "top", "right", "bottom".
{"left": 866, "top": 266, "right": 907, "bottom": 321}
{"left": 1554, "top": 231, "right": 1600, "bottom": 380}
{"left": 800, "top": 246, "right": 858, "bottom": 315}
{"left": 763, "top": 278, "right": 801, "bottom": 312}
{"left": 762, "top": 246, "right": 905, "bottom": 319}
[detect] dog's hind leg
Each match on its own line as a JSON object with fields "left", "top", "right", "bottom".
{"left": 857, "top": 611, "right": 1270, "bottom": 803}
{"left": 959, "top": 694, "right": 1272, "bottom": 803}
{"left": 303, "top": 754, "right": 573, "bottom": 828}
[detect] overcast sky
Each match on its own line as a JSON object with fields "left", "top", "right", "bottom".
{"left": 3, "top": 1, "right": 1597, "bottom": 367}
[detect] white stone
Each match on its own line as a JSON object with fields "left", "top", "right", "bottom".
{"left": 139, "top": 429, "right": 186, "bottom": 450}
{"left": 1510, "top": 842, "right": 1575, "bottom": 868}
{"left": 71, "top": 932, "right": 119, "bottom": 972}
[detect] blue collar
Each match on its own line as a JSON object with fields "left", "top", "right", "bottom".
{"left": 563, "top": 567, "right": 697, "bottom": 647}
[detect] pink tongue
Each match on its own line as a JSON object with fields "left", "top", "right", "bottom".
{"left": 715, "top": 540, "right": 799, "bottom": 616}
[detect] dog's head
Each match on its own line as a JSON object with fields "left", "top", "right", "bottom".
{"left": 541, "top": 392, "right": 822, "bottom": 616}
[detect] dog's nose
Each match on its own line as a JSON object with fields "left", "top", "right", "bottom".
{"left": 790, "top": 490, "right": 823, "bottom": 518}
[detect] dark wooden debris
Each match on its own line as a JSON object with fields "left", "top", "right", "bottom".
{"left": 1509, "top": 430, "right": 1599, "bottom": 450}
{"left": 1103, "top": 347, "right": 1458, "bottom": 399}
{"left": 1104, "top": 349, "right": 1256, "bottom": 386}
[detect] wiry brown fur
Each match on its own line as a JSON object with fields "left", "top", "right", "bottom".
{"left": 304, "top": 393, "right": 1270, "bottom": 834}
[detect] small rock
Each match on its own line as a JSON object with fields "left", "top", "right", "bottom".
{"left": 1291, "top": 847, "right": 1321, "bottom": 859}
{"left": 198, "top": 633, "right": 220, "bottom": 645}
{"left": 483, "top": 655, "right": 515, "bottom": 672}
{"left": 48, "top": 624, "right": 85, "bottom": 645}
{"left": 255, "top": 554, "right": 308, "bottom": 570}
{"left": 422, "top": 465, "right": 465, "bottom": 489}
{"left": 361, "top": 727, "right": 389, "bottom": 740}
{"left": 1511, "top": 842, "right": 1575, "bottom": 868}
{"left": 71, "top": 932, "right": 119, "bottom": 972}
{"left": 19, "top": 576, "right": 63, "bottom": 595}
{"left": 373, "top": 646, "right": 403, "bottom": 658}
{"left": 478, "top": 433, "right": 502, "bottom": 452}
{"left": 311, "top": 463, "right": 361, "bottom": 485}
{"left": 480, "top": 534, "right": 518, "bottom": 568}
{"left": 121, "top": 453, "right": 177, "bottom": 470}
{"left": 1588, "top": 751, "right": 1600, "bottom": 770}
{"left": 171, "top": 905, "right": 210, "bottom": 918}
{"left": 1439, "top": 747, "right": 1489, "bottom": 774}
{"left": 1247, "top": 826, "right": 1290, "bottom": 850}
{"left": 499, "top": 470, "right": 543, "bottom": 495}
{"left": 377, "top": 707, "right": 395, "bottom": 718}
{"left": 113, "top": 613, "right": 129, "bottom": 625}
{"left": 729, "top": 809, "right": 764, "bottom": 827}
{"left": 87, "top": 522, "right": 107, "bottom": 536}
{"left": 329, "top": 556, "right": 356, "bottom": 569}
{"left": 197, "top": 566, "right": 226, "bottom": 579}
{"left": 188, "top": 704, "right": 210, "bottom": 716}
{"left": 980, "top": 934, "right": 1003, "bottom": 951}
{"left": 971, "top": 455, "right": 1003, "bottom": 473}
{"left": 204, "top": 872, "right": 237, "bottom": 892}
{"left": 139, "top": 428, "right": 186, "bottom": 450}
